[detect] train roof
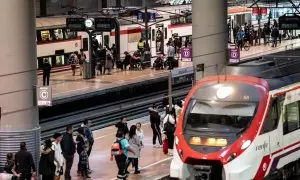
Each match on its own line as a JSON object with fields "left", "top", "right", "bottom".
{"left": 225, "top": 49, "right": 300, "bottom": 91}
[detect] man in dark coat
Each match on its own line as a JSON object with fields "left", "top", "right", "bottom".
{"left": 61, "top": 125, "right": 76, "bottom": 180}
{"left": 15, "top": 142, "right": 36, "bottom": 180}
{"left": 115, "top": 117, "right": 129, "bottom": 135}
{"left": 42, "top": 59, "right": 51, "bottom": 86}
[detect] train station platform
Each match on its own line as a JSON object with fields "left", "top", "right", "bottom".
{"left": 66, "top": 116, "right": 171, "bottom": 180}
{"left": 37, "top": 39, "right": 300, "bottom": 101}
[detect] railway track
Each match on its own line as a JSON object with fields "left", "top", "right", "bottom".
{"left": 40, "top": 84, "right": 191, "bottom": 140}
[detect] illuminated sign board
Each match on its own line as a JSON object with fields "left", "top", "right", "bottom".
{"left": 66, "top": 18, "right": 85, "bottom": 31}
{"left": 279, "top": 14, "right": 300, "bottom": 30}
{"left": 94, "top": 18, "right": 115, "bottom": 31}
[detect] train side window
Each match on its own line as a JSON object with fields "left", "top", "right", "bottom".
{"left": 283, "top": 101, "right": 300, "bottom": 135}
{"left": 82, "top": 38, "right": 89, "bottom": 52}
{"left": 164, "top": 28, "right": 168, "bottom": 40}
{"left": 104, "top": 35, "right": 109, "bottom": 47}
{"left": 260, "top": 99, "right": 279, "bottom": 134}
{"left": 152, "top": 29, "right": 155, "bottom": 41}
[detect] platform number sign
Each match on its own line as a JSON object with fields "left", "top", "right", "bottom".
{"left": 228, "top": 46, "right": 240, "bottom": 63}
{"left": 181, "top": 47, "right": 192, "bottom": 62}
{"left": 37, "top": 86, "right": 52, "bottom": 107}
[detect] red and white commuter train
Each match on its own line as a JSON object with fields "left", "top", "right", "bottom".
{"left": 170, "top": 58, "right": 300, "bottom": 179}
{"left": 36, "top": 5, "right": 252, "bottom": 73}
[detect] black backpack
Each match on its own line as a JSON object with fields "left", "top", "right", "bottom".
{"left": 164, "top": 116, "right": 176, "bottom": 133}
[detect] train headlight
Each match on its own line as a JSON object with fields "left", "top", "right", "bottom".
{"left": 241, "top": 140, "right": 251, "bottom": 150}
{"left": 226, "top": 153, "right": 237, "bottom": 163}
{"left": 216, "top": 86, "right": 234, "bottom": 99}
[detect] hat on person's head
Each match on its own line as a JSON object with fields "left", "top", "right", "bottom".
{"left": 53, "top": 132, "right": 62, "bottom": 139}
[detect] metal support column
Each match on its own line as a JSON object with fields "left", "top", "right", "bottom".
{"left": 192, "top": 0, "right": 228, "bottom": 81}
{"left": 114, "top": 18, "right": 121, "bottom": 62}
{"left": 0, "top": 0, "right": 40, "bottom": 170}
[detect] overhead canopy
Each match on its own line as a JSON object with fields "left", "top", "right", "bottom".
{"left": 249, "top": 0, "right": 300, "bottom": 8}
{"left": 36, "top": 17, "right": 66, "bottom": 30}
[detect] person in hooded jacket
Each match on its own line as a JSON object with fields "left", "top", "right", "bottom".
{"left": 149, "top": 104, "right": 162, "bottom": 147}
{"left": 115, "top": 117, "right": 129, "bottom": 135}
{"left": 39, "top": 139, "right": 55, "bottom": 180}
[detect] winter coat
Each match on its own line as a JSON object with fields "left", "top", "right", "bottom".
{"left": 115, "top": 122, "right": 129, "bottom": 135}
{"left": 149, "top": 107, "right": 161, "bottom": 126}
{"left": 126, "top": 134, "right": 141, "bottom": 158}
{"left": 39, "top": 148, "right": 55, "bottom": 176}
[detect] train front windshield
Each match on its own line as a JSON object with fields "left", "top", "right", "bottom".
{"left": 185, "top": 100, "right": 257, "bottom": 133}
{"left": 183, "top": 83, "right": 260, "bottom": 134}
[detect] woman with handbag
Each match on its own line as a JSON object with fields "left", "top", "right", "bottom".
{"left": 39, "top": 139, "right": 55, "bottom": 180}
{"left": 163, "top": 109, "right": 176, "bottom": 156}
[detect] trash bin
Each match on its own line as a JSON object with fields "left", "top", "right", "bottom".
{"left": 83, "top": 61, "right": 92, "bottom": 79}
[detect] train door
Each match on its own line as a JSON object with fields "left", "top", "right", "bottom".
{"left": 155, "top": 24, "right": 164, "bottom": 56}
{"left": 260, "top": 97, "right": 282, "bottom": 155}
{"left": 282, "top": 92, "right": 300, "bottom": 157}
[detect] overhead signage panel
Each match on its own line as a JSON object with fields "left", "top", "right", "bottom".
{"left": 66, "top": 18, "right": 85, "bottom": 31}
{"left": 94, "top": 18, "right": 115, "bottom": 32}
{"left": 279, "top": 14, "right": 300, "bottom": 30}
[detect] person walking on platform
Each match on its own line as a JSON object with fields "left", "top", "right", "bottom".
{"left": 14, "top": 142, "right": 36, "bottom": 180}
{"left": 68, "top": 51, "right": 79, "bottom": 76}
{"left": 78, "top": 49, "right": 86, "bottom": 76}
{"left": 149, "top": 104, "right": 162, "bottom": 148}
{"left": 111, "top": 130, "right": 135, "bottom": 180}
{"left": 39, "top": 139, "right": 55, "bottom": 180}
{"left": 163, "top": 110, "right": 176, "bottom": 156}
{"left": 115, "top": 117, "right": 129, "bottom": 135}
{"left": 42, "top": 59, "right": 51, "bottom": 86}
{"left": 61, "top": 125, "right": 76, "bottom": 180}
{"left": 52, "top": 133, "right": 64, "bottom": 180}
{"left": 126, "top": 125, "right": 141, "bottom": 174}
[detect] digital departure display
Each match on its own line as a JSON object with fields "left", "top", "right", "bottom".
{"left": 66, "top": 18, "right": 85, "bottom": 31}
{"left": 95, "top": 18, "right": 114, "bottom": 31}
{"left": 279, "top": 15, "right": 300, "bottom": 30}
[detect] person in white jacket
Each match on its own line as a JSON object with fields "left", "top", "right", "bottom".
{"left": 52, "top": 133, "right": 64, "bottom": 179}
{"left": 163, "top": 110, "right": 176, "bottom": 156}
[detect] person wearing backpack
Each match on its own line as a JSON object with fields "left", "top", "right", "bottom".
{"left": 111, "top": 130, "right": 135, "bottom": 180}
{"left": 78, "top": 49, "right": 86, "bottom": 76}
{"left": 163, "top": 110, "right": 176, "bottom": 156}
{"left": 39, "top": 139, "right": 55, "bottom": 180}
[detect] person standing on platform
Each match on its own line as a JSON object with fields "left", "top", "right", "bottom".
{"left": 83, "top": 120, "right": 94, "bottom": 173}
{"left": 149, "top": 104, "right": 162, "bottom": 148}
{"left": 163, "top": 110, "right": 176, "bottom": 156}
{"left": 61, "top": 125, "right": 76, "bottom": 180}
{"left": 76, "top": 127, "right": 89, "bottom": 176}
{"left": 68, "top": 51, "right": 79, "bottom": 76}
{"left": 42, "top": 59, "right": 51, "bottom": 86}
{"left": 111, "top": 44, "right": 117, "bottom": 68}
{"left": 115, "top": 117, "right": 129, "bottom": 135}
{"left": 126, "top": 125, "right": 141, "bottom": 174}
{"left": 39, "top": 139, "right": 55, "bottom": 180}
{"left": 52, "top": 133, "right": 64, "bottom": 180}
{"left": 237, "top": 29, "right": 245, "bottom": 51}
{"left": 166, "top": 42, "right": 175, "bottom": 70}
{"left": 78, "top": 144, "right": 90, "bottom": 178}
{"left": 14, "top": 142, "right": 36, "bottom": 180}
{"left": 136, "top": 122, "right": 144, "bottom": 148}
{"left": 271, "top": 26, "right": 279, "bottom": 48}
{"left": 78, "top": 49, "right": 86, "bottom": 76}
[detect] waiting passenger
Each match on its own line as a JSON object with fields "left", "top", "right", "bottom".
{"left": 123, "top": 51, "right": 131, "bottom": 71}
{"left": 39, "top": 139, "right": 55, "bottom": 180}
{"left": 42, "top": 59, "right": 51, "bottom": 86}
{"left": 163, "top": 110, "right": 176, "bottom": 156}
{"left": 14, "top": 142, "right": 36, "bottom": 180}
{"left": 68, "top": 51, "right": 79, "bottom": 76}
{"left": 115, "top": 117, "right": 129, "bottom": 136}
{"left": 52, "top": 133, "right": 64, "bottom": 180}
{"left": 126, "top": 125, "right": 141, "bottom": 174}
{"left": 78, "top": 144, "right": 90, "bottom": 178}
{"left": 78, "top": 49, "right": 86, "bottom": 76}
{"left": 136, "top": 122, "right": 144, "bottom": 148}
